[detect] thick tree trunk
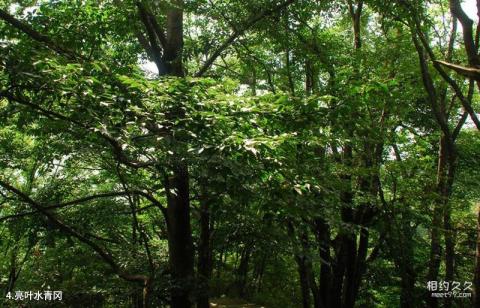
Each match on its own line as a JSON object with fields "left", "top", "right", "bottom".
{"left": 158, "top": 2, "right": 196, "bottom": 307}
{"left": 167, "top": 164, "right": 194, "bottom": 308}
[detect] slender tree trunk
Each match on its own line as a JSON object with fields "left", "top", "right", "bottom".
{"left": 197, "top": 197, "right": 213, "bottom": 308}
{"left": 288, "top": 221, "right": 316, "bottom": 308}
{"left": 474, "top": 204, "right": 480, "bottom": 308}
{"left": 313, "top": 218, "right": 331, "bottom": 308}
{"left": 284, "top": 9, "right": 295, "bottom": 96}
{"left": 305, "top": 59, "right": 317, "bottom": 95}
{"left": 352, "top": 228, "right": 369, "bottom": 304}
{"left": 396, "top": 206, "right": 417, "bottom": 308}
{"left": 295, "top": 253, "right": 312, "bottom": 308}
{"left": 329, "top": 229, "right": 350, "bottom": 308}
{"left": 426, "top": 205, "right": 442, "bottom": 306}
{"left": 298, "top": 230, "right": 320, "bottom": 308}
{"left": 143, "top": 278, "right": 153, "bottom": 308}
{"left": 235, "top": 243, "right": 252, "bottom": 297}
{"left": 342, "top": 232, "right": 358, "bottom": 308}
{"left": 443, "top": 151, "right": 457, "bottom": 308}
{"left": 6, "top": 250, "right": 18, "bottom": 295}
{"left": 253, "top": 253, "right": 267, "bottom": 292}
{"left": 342, "top": 5, "right": 364, "bottom": 306}
{"left": 427, "top": 136, "right": 447, "bottom": 308}
{"left": 217, "top": 247, "right": 224, "bottom": 279}
{"left": 399, "top": 257, "right": 416, "bottom": 308}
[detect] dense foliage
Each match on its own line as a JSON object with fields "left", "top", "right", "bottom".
{"left": 0, "top": 0, "right": 479, "bottom": 307}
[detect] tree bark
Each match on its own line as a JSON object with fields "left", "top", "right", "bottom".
{"left": 166, "top": 165, "right": 194, "bottom": 308}
{"left": 233, "top": 242, "right": 253, "bottom": 298}
{"left": 313, "top": 218, "right": 331, "bottom": 308}
{"left": 145, "top": 2, "right": 195, "bottom": 306}
{"left": 474, "top": 204, "right": 480, "bottom": 308}
{"left": 427, "top": 136, "right": 447, "bottom": 308}
{"left": 197, "top": 196, "right": 213, "bottom": 308}
{"left": 443, "top": 153, "right": 457, "bottom": 308}
{"left": 295, "top": 253, "right": 312, "bottom": 308}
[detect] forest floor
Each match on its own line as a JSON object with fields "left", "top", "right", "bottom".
{"left": 210, "top": 297, "right": 265, "bottom": 308}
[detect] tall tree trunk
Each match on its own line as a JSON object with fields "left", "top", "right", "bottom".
{"left": 342, "top": 232, "right": 358, "bottom": 308}
{"left": 395, "top": 205, "right": 417, "bottom": 308}
{"left": 160, "top": 2, "right": 196, "bottom": 307}
{"left": 352, "top": 228, "right": 369, "bottom": 304}
{"left": 338, "top": 4, "right": 364, "bottom": 306}
{"left": 5, "top": 250, "right": 18, "bottom": 295}
{"left": 313, "top": 218, "right": 331, "bottom": 308}
{"left": 235, "top": 243, "right": 252, "bottom": 297}
{"left": 295, "top": 253, "right": 312, "bottom": 308}
{"left": 166, "top": 164, "right": 194, "bottom": 308}
{"left": 443, "top": 159, "right": 456, "bottom": 308}
{"left": 253, "top": 253, "right": 267, "bottom": 292}
{"left": 399, "top": 253, "right": 416, "bottom": 308}
{"left": 288, "top": 221, "right": 317, "bottom": 308}
{"left": 299, "top": 230, "right": 321, "bottom": 308}
{"left": 474, "top": 204, "right": 480, "bottom": 308}
{"left": 329, "top": 169, "right": 354, "bottom": 308}
{"left": 329, "top": 237, "right": 347, "bottom": 308}
{"left": 305, "top": 59, "right": 317, "bottom": 95}
{"left": 427, "top": 135, "right": 447, "bottom": 308}
{"left": 197, "top": 197, "right": 213, "bottom": 308}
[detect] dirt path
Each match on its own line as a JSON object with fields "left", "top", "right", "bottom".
{"left": 210, "top": 297, "right": 265, "bottom": 308}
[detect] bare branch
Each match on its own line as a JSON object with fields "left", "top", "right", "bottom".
{"left": 435, "top": 60, "right": 480, "bottom": 80}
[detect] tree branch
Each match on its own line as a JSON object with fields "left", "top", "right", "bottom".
{"left": 411, "top": 20, "right": 480, "bottom": 131}
{"left": 195, "top": 0, "right": 295, "bottom": 77}
{"left": 0, "top": 91, "right": 158, "bottom": 169}
{"left": 0, "top": 179, "right": 149, "bottom": 284}
{"left": 435, "top": 60, "right": 480, "bottom": 80}
{"left": 449, "top": 0, "right": 479, "bottom": 66}
{"left": 0, "top": 9, "right": 80, "bottom": 60}
{"left": 411, "top": 32, "right": 454, "bottom": 141}
{"left": 136, "top": 2, "right": 168, "bottom": 74}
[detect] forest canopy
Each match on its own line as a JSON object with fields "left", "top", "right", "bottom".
{"left": 0, "top": 0, "right": 479, "bottom": 307}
